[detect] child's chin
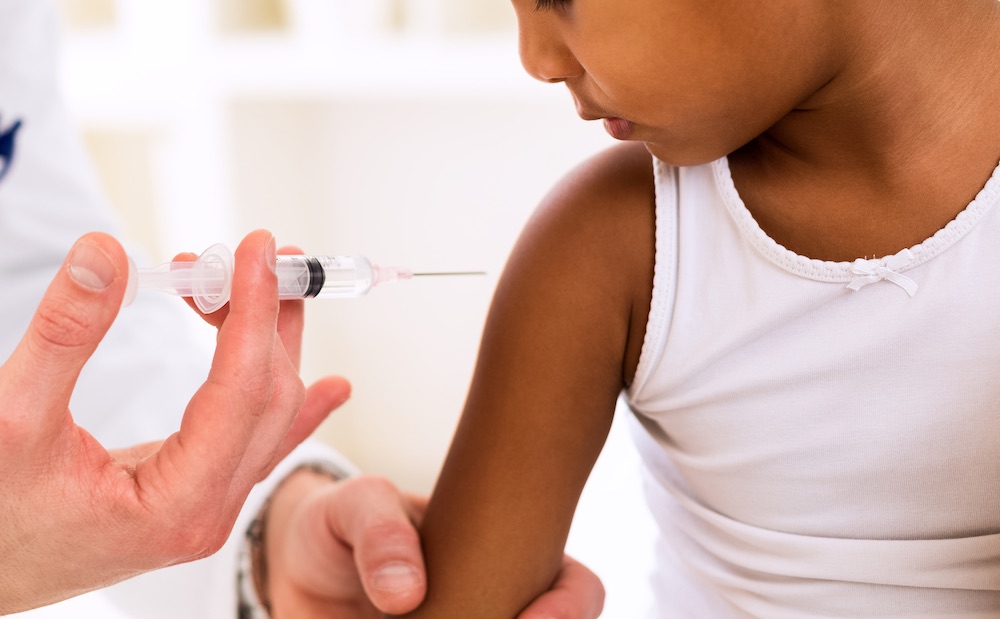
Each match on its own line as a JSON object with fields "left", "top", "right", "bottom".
{"left": 643, "top": 142, "right": 725, "bottom": 168}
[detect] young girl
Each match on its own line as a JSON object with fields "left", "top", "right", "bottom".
{"left": 397, "top": 0, "right": 1000, "bottom": 616}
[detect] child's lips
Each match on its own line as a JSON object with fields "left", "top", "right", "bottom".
{"left": 602, "top": 117, "right": 635, "bottom": 140}
{"left": 573, "top": 100, "right": 635, "bottom": 139}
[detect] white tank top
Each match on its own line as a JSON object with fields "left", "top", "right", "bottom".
{"left": 624, "top": 157, "right": 1000, "bottom": 617}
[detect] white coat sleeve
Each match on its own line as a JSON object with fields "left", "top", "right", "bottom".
{"left": 0, "top": 1, "right": 359, "bottom": 616}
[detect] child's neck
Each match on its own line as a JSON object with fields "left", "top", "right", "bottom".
{"left": 730, "top": 0, "right": 1000, "bottom": 263}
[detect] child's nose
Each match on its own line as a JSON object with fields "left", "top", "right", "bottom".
{"left": 518, "top": 28, "right": 583, "bottom": 84}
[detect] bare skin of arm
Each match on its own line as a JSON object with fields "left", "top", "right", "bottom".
{"left": 394, "top": 142, "right": 655, "bottom": 618}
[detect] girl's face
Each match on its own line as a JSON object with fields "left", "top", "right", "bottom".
{"left": 514, "top": 0, "right": 841, "bottom": 165}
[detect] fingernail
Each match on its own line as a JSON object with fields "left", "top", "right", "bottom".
{"left": 265, "top": 234, "right": 276, "bottom": 274}
{"left": 69, "top": 242, "right": 115, "bottom": 290}
{"left": 372, "top": 563, "right": 421, "bottom": 592}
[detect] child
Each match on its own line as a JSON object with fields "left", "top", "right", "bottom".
{"left": 398, "top": 0, "right": 1000, "bottom": 616}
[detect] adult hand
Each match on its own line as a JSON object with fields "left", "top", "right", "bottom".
{"left": 263, "top": 472, "right": 606, "bottom": 618}
{"left": 0, "top": 230, "right": 349, "bottom": 614}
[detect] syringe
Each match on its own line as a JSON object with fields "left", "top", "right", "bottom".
{"left": 123, "top": 243, "right": 483, "bottom": 314}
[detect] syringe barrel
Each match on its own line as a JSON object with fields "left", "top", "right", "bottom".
{"left": 276, "top": 255, "right": 375, "bottom": 299}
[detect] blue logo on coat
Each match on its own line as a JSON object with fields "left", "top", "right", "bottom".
{"left": 0, "top": 115, "right": 24, "bottom": 184}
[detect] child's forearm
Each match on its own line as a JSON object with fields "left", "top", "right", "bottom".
{"left": 393, "top": 422, "right": 592, "bottom": 618}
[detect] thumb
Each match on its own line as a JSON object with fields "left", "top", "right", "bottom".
{"left": 1, "top": 232, "right": 128, "bottom": 436}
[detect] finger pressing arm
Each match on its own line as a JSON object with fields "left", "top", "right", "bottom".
{"left": 262, "top": 473, "right": 427, "bottom": 618}
{"left": 517, "top": 555, "right": 606, "bottom": 619}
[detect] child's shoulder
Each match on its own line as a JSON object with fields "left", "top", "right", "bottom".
{"left": 527, "top": 141, "right": 656, "bottom": 251}
{"left": 522, "top": 140, "right": 655, "bottom": 257}
{"left": 548, "top": 141, "right": 655, "bottom": 214}
{"left": 511, "top": 141, "right": 656, "bottom": 383}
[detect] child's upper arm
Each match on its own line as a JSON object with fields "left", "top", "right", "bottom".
{"left": 396, "top": 142, "right": 655, "bottom": 618}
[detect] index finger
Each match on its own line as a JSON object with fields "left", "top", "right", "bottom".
{"left": 139, "top": 230, "right": 282, "bottom": 504}
{"left": 178, "top": 245, "right": 305, "bottom": 371}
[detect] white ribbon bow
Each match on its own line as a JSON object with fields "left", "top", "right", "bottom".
{"left": 847, "top": 249, "right": 918, "bottom": 297}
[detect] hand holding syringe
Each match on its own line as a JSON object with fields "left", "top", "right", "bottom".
{"left": 123, "top": 243, "right": 483, "bottom": 313}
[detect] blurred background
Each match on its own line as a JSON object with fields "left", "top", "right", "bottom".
{"left": 55, "top": 0, "right": 655, "bottom": 615}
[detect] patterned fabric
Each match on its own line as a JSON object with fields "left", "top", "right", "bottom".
{"left": 0, "top": 114, "right": 22, "bottom": 183}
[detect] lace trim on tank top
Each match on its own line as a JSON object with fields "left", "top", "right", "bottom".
{"left": 712, "top": 157, "right": 1000, "bottom": 296}
{"left": 628, "top": 158, "right": 679, "bottom": 399}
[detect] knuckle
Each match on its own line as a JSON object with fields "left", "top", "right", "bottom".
{"left": 338, "top": 476, "right": 423, "bottom": 549}
{"left": 366, "top": 506, "right": 419, "bottom": 536}
{"left": 121, "top": 472, "right": 235, "bottom": 566}
{"left": 31, "top": 297, "right": 96, "bottom": 351}
{"left": 0, "top": 415, "right": 33, "bottom": 453}
{"left": 278, "top": 374, "right": 306, "bottom": 410}
{"left": 356, "top": 474, "right": 400, "bottom": 497}
{"left": 143, "top": 499, "right": 233, "bottom": 562}
{"left": 238, "top": 370, "right": 275, "bottom": 411}
{"left": 353, "top": 520, "right": 421, "bottom": 573}
{"left": 200, "top": 527, "right": 230, "bottom": 556}
{"left": 292, "top": 376, "right": 306, "bottom": 404}
{"left": 163, "top": 518, "right": 230, "bottom": 561}
{"left": 360, "top": 518, "right": 421, "bottom": 555}
{"left": 344, "top": 475, "right": 404, "bottom": 507}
